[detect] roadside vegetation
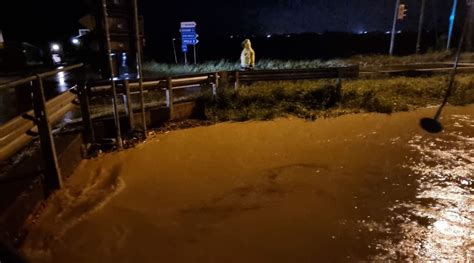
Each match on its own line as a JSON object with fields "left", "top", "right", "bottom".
{"left": 196, "top": 74, "right": 474, "bottom": 121}
{"left": 143, "top": 51, "right": 474, "bottom": 78}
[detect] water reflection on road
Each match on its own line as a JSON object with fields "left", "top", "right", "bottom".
{"left": 21, "top": 105, "right": 474, "bottom": 262}
{"left": 0, "top": 71, "right": 74, "bottom": 124}
{"left": 373, "top": 114, "right": 474, "bottom": 261}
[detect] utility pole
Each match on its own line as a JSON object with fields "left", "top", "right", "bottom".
{"left": 447, "top": 0, "right": 458, "bottom": 50}
{"left": 193, "top": 44, "right": 197, "bottom": 64}
{"left": 172, "top": 38, "right": 178, "bottom": 64}
{"left": 416, "top": 0, "right": 426, "bottom": 53}
{"left": 390, "top": 0, "right": 401, "bottom": 56}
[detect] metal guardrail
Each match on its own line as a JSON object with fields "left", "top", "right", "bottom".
{"left": 232, "top": 65, "right": 359, "bottom": 83}
{"left": 0, "top": 90, "right": 76, "bottom": 161}
{"left": 361, "top": 62, "right": 474, "bottom": 74}
{"left": 89, "top": 66, "right": 360, "bottom": 95}
{"left": 90, "top": 74, "right": 213, "bottom": 94}
{"left": 0, "top": 63, "right": 83, "bottom": 195}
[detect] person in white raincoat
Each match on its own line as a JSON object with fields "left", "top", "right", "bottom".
{"left": 240, "top": 39, "right": 255, "bottom": 70}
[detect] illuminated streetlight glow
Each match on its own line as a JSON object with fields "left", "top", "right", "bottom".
{"left": 71, "top": 38, "right": 80, "bottom": 45}
{"left": 51, "top": 43, "right": 61, "bottom": 51}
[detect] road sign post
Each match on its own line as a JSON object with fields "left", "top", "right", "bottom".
{"left": 180, "top": 21, "right": 198, "bottom": 65}
{"left": 416, "top": 0, "right": 426, "bottom": 54}
{"left": 172, "top": 38, "right": 178, "bottom": 64}
{"left": 390, "top": 0, "right": 401, "bottom": 56}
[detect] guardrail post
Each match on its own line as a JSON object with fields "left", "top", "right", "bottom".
{"left": 124, "top": 80, "right": 135, "bottom": 131}
{"left": 234, "top": 71, "right": 240, "bottom": 90}
{"left": 78, "top": 82, "right": 95, "bottom": 144}
{"left": 336, "top": 68, "right": 344, "bottom": 92}
{"left": 32, "top": 75, "right": 62, "bottom": 195}
{"left": 167, "top": 77, "right": 174, "bottom": 120}
{"left": 212, "top": 73, "right": 219, "bottom": 96}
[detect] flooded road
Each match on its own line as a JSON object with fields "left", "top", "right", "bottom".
{"left": 22, "top": 105, "right": 474, "bottom": 262}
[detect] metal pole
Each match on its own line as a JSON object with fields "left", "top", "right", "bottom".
{"left": 434, "top": 6, "right": 468, "bottom": 121}
{"left": 78, "top": 81, "right": 95, "bottom": 145}
{"left": 447, "top": 0, "right": 458, "bottom": 50}
{"left": 102, "top": 0, "right": 123, "bottom": 149}
{"left": 133, "top": 0, "right": 147, "bottom": 137}
{"left": 184, "top": 51, "right": 188, "bottom": 65}
{"left": 32, "top": 75, "right": 62, "bottom": 195}
{"left": 172, "top": 38, "right": 178, "bottom": 64}
{"left": 234, "top": 71, "right": 240, "bottom": 90}
{"left": 193, "top": 44, "right": 197, "bottom": 65}
{"left": 213, "top": 72, "right": 219, "bottom": 96}
{"left": 433, "top": 0, "right": 439, "bottom": 45}
{"left": 124, "top": 80, "right": 135, "bottom": 130}
{"left": 167, "top": 77, "right": 174, "bottom": 120}
{"left": 416, "top": 0, "right": 426, "bottom": 53}
{"left": 390, "top": 0, "right": 401, "bottom": 56}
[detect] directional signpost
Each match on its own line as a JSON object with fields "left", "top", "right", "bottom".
{"left": 180, "top": 21, "right": 199, "bottom": 64}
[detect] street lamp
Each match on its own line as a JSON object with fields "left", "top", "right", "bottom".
{"left": 50, "top": 43, "right": 61, "bottom": 52}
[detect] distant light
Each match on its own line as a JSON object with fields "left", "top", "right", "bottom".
{"left": 230, "top": 35, "right": 234, "bottom": 39}
{"left": 286, "top": 34, "right": 291, "bottom": 38}
{"left": 51, "top": 43, "right": 60, "bottom": 51}
{"left": 121, "top": 52, "right": 127, "bottom": 67}
{"left": 397, "top": 30, "right": 402, "bottom": 34}
{"left": 266, "top": 34, "right": 272, "bottom": 38}
{"left": 385, "top": 31, "right": 391, "bottom": 34}
{"left": 71, "top": 38, "right": 80, "bottom": 45}
{"left": 52, "top": 53, "right": 62, "bottom": 63}
{"left": 363, "top": 31, "right": 368, "bottom": 34}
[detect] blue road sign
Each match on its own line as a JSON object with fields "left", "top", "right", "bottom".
{"left": 180, "top": 21, "right": 198, "bottom": 51}
{"left": 181, "top": 21, "right": 197, "bottom": 28}
{"left": 181, "top": 34, "right": 197, "bottom": 39}
{"left": 182, "top": 36, "right": 197, "bottom": 40}
{"left": 180, "top": 28, "right": 196, "bottom": 33}
{"left": 182, "top": 39, "right": 199, "bottom": 45}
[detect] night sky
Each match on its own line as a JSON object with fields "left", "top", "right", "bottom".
{"left": 0, "top": 0, "right": 457, "bottom": 44}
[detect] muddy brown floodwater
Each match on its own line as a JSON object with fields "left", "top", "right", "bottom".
{"left": 21, "top": 105, "right": 473, "bottom": 262}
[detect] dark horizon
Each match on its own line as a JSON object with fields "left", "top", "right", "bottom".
{"left": 0, "top": 0, "right": 462, "bottom": 43}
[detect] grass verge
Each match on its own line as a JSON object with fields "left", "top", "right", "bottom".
{"left": 196, "top": 74, "right": 474, "bottom": 121}
{"left": 143, "top": 51, "right": 474, "bottom": 78}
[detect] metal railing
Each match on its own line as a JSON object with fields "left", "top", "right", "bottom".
{"left": 0, "top": 63, "right": 83, "bottom": 195}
